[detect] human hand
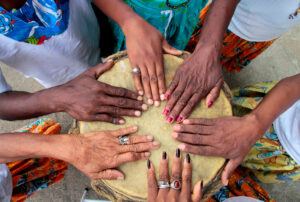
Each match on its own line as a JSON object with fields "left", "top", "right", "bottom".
{"left": 171, "top": 115, "right": 266, "bottom": 185}
{"left": 68, "top": 126, "right": 160, "bottom": 180}
{"left": 56, "top": 61, "right": 147, "bottom": 123}
{"left": 123, "top": 17, "right": 182, "bottom": 106}
{"left": 147, "top": 150, "right": 202, "bottom": 202}
{"left": 163, "top": 45, "right": 223, "bottom": 123}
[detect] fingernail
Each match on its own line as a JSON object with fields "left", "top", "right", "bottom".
{"left": 153, "top": 141, "right": 160, "bottom": 146}
{"left": 186, "top": 154, "right": 191, "bottom": 163}
{"left": 119, "top": 119, "right": 125, "bottom": 124}
{"left": 176, "top": 148, "right": 180, "bottom": 158}
{"left": 142, "top": 104, "right": 148, "bottom": 111}
{"left": 201, "top": 180, "right": 203, "bottom": 189}
{"left": 154, "top": 101, "right": 160, "bottom": 107}
{"left": 183, "top": 119, "right": 189, "bottom": 124}
{"left": 163, "top": 151, "right": 167, "bottom": 160}
{"left": 147, "top": 159, "right": 151, "bottom": 169}
{"left": 165, "top": 94, "right": 170, "bottom": 99}
{"left": 160, "top": 94, "right": 165, "bottom": 101}
{"left": 148, "top": 99, "right": 153, "bottom": 105}
{"left": 135, "top": 111, "right": 141, "bottom": 117}
{"left": 138, "top": 91, "right": 144, "bottom": 95}
{"left": 107, "top": 59, "right": 113, "bottom": 63}
{"left": 178, "top": 144, "right": 185, "bottom": 151}
{"left": 147, "top": 136, "right": 153, "bottom": 140}
{"left": 176, "top": 116, "right": 183, "bottom": 123}
{"left": 162, "top": 108, "right": 169, "bottom": 116}
{"left": 145, "top": 152, "right": 151, "bottom": 157}
{"left": 207, "top": 100, "right": 214, "bottom": 108}
{"left": 173, "top": 124, "right": 181, "bottom": 131}
{"left": 137, "top": 96, "right": 143, "bottom": 101}
{"left": 225, "top": 179, "right": 229, "bottom": 186}
{"left": 132, "top": 126, "right": 138, "bottom": 130}
{"left": 117, "top": 176, "right": 124, "bottom": 180}
{"left": 171, "top": 132, "right": 178, "bottom": 138}
{"left": 166, "top": 116, "right": 173, "bottom": 123}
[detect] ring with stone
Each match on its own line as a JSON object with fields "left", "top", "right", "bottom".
{"left": 157, "top": 181, "right": 170, "bottom": 189}
{"left": 170, "top": 180, "right": 181, "bottom": 190}
{"left": 131, "top": 67, "right": 141, "bottom": 73}
{"left": 119, "top": 136, "right": 129, "bottom": 145}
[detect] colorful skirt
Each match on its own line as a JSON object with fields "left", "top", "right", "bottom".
{"left": 6, "top": 119, "right": 68, "bottom": 202}
{"left": 185, "top": 4, "right": 276, "bottom": 72}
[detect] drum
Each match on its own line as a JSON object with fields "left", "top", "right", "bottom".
{"left": 79, "top": 51, "right": 233, "bottom": 201}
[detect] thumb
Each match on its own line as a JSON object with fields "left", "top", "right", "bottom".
{"left": 221, "top": 157, "right": 243, "bottom": 186}
{"left": 191, "top": 180, "right": 203, "bottom": 202}
{"left": 162, "top": 39, "right": 182, "bottom": 56}
{"left": 206, "top": 79, "right": 223, "bottom": 108}
{"left": 84, "top": 60, "right": 114, "bottom": 79}
{"left": 97, "top": 169, "right": 125, "bottom": 180}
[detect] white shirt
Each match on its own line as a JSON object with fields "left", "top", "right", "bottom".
{"left": 0, "top": 164, "right": 12, "bottom": 202}
{"left": 0, "top": 0, "right": 100, "bottom": 93}
{"left": 274, "top": 99, "right": 300, "bottom": 165}
{"left": 229, "top": 0, "right": 300, "bottom": 42}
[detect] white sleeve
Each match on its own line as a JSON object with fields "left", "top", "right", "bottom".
{"left": 0, "top": 67, "right": 12, "bottom": 93}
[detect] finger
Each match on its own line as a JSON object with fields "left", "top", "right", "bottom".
{"left": 147, "top": 62, "right": 160, "bottom": 105}
{"left": 177, "top": 93, "right": 202, "bottom": 121}
{"left": 169, "top": 149, "right": 182, "bottom": 196}
{"left": 162, "top": 39, "right": 183, "bottom": 56}
{"left": 181, "top": 154, "right": 192, "bottom": 199}
{"left": 96, "top": 106, "right": 142, "bottom": 117}
{"left": 173, "top": 124, "right": 213, "bottom": 134}
{"left": 120, "top": 141, "right": 160, "bottom": 153}
{"left": 205, "top": 79, "right": 223, "bottom": 108}
{"left": 92, "top": 114, "right": 125, "bottom": 125}
{"left": 221, "top": 157, "right": 243, "bottom": 186}
{"left": 107, "top": 97, "right": 146, "bottom": 111}
{"left": 165, "top": 85, "right": 185, "bottom": 123}
{"left": 127, "top": 135, "right": 154, "bottom": 144}
{"left": 85, "top": 60, "right": 114, "bottom": 79}
{"left": 164, "top": 73, "right": 179, "bottom": 100}
{"left": 96, "top": 169, "right": 124, "bottom": 180}
{"left": 182, "top": 118, "right": 216, "bottom": 126}
{"left": 171, "top": 133, "right": 213, "bottom": 146}
{"left": 115, "top": 152, "right": 151, "bottom": 167}
{"left": 110, "top": 126, "right": 138, "bottom": 137}
{"left": 140, "top": 66, "right": 153, "bottom": 105}
{"left": 155, "top": 55, "right": 166, "bottom": 101}
{"left": 158, "top": 151, "right": 170, "bottom": 197}
{"left": 178, "top": 143, "right": 220, "bottom": 157}
{"left": 147, "top": 160, "right": 158, "bottom": 201}
{"left": 132, "top": 71, "right": 144, "bottom": 96}
{"left": 168, "top": 90, "right": 192, "bottom": 123}
{"left": 191, "top": 181, "right": 203, "bottom": 202}
{"left": 102, "top": 83, "right": 142, "bottom": 101}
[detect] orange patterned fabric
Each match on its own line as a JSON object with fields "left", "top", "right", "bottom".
{"left": 185, "top": 4, "right": 276, "bottom": 72}
{"left": 6, "top": 119, "right": 68, "bottom": 202}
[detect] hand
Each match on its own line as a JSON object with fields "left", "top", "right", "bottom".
{"left": 147, "top": 150, "right": 202, "bottom": 202}
{"left": 68, "top": 126, "right": 160, "bottom": 180}
{"left": 171, "top": 115, "right": 265, "bottom": 185}
{"left": 163, "top": 44, "right": 223, "bottom": 123}
{"left": 56, "top": 61, "right": 147, "bottom": 123}
{"left": 123, "top": 17, "right": 182, "bottom": 106}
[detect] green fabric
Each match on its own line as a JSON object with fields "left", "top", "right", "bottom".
{"left": 109, "top": 0, "right": 208, "bottom": 52}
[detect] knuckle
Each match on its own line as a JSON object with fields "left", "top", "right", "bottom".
{"left": 157, "top": 72, "right": 164, "bottom": 80}
{"left": 173, "top": 90, "right": 183, "bottom": 99}
{"left": 150, "top": 75, "right": 158, "bottom": 83}
{"left": 159, "top": 174, "right": 169, "bottom": 181}
{"left": 142, "top": 76, "right": 150, "bottom": 83}
{"left": 115, "top": 88, "right": 126, "bottom": 96}
{"left": 182, "top": 175, "right": 192, "bottom": 184}
{"left": 117, "top": 99, "right": 127, "bottom": 106}
{"left": 187, "top": 101, "right": 195, "bottom": 109}
{"left": 192, "top": 135, "right": 200, "bottom": 144}
{"left": 178, "top": 100, "right": 187, "bottom": 107}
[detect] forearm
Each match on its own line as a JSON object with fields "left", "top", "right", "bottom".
{"left": 195, "top": 0, "right": 240, "bottom": 53}
{"left": 0, "top": 87, "right": 65, "bottom": 121}
{"left": 250, "top": 74, "right": 300, "bottom": 131}
{"left": 0, "top": 133, "right": 73, "bottom": 163}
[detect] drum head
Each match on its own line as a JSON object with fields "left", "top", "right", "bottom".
{"left": 80, "top": 52, "right": 232, "bottom": 201}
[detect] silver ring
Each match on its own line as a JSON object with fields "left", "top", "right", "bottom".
{"left": 132, "top": 67, "right": 141, "bottom": 73}
{"left": 157, "top": 181, "right": 170, "bottom": 189}
{"left": 170, "top": 180, "right": 181, "bottom": 190}
{"left": 119, "top": 136, "right": 129, "bottom": 145}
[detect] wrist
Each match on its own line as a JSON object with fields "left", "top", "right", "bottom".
{"left": 121, "top": 15, "right": 145, "bottom": 37}
{"left": 244, "top": 112, "right": 270, "bottom": 139}
{"left": 195, "top": 40, "right": 222, "bottom": 56}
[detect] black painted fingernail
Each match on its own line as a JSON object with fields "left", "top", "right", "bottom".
{"left": 176, "top": 148, "right": 180, "bottom": 158}
{"left": 201, "top": 180, "right": 203, "bottom": 190}
{"left": 163, "top": 151, "right": 167, "bottom": 160}
{"left": 186, "top": 154, "right": 191, "bottom": 163}
{"left": 147, "top": 159, "right": 151, "bottom": 169}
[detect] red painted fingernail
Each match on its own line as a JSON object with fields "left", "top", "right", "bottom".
{"left": 166, "top": 116, "right": 173, "bottom": 123}
{"left": 176, "top": 116, "right": 183, "bottom": 123}
{"left": 162, "top": 109, "right": 169, "bottom": 116}
{"left": 165, "top": 94, "right": 170, "bottom": 99}
{"left": 208, "top": 100, "right": 214, "bottom": 108}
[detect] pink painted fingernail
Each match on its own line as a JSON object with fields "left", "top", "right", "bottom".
{"left": 207, "top": 100, "right": 214, "bottom": 108}
{"left": 166, "top": 116, "right": 173, "bottom": 123}
{"left": 176, "top": 116, "right": 183, "bottom": 123}
{"left": 162, "top": 109, "right": 170, "bottom": 116}
{"left": 165, "top": 94, "right": 170, "bottom": 99}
